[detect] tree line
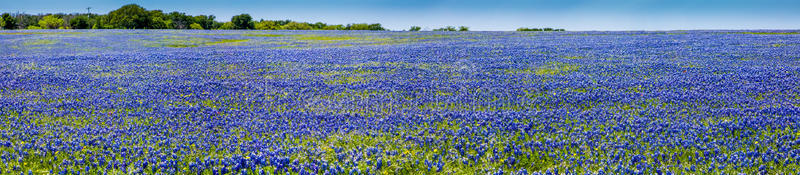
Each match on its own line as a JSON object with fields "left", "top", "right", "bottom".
{"left": 1, "top": 4, "right": 564, "bottom": 31}
{"left": 517, "top": 27, "right": 565, "bottom": 31}
{"left": 0, "top": 4, "right": 387, "bottom": 30}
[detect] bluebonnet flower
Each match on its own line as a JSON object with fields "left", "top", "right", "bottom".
{"left": 0, "top": 29, "right": 798, "bottom": 174}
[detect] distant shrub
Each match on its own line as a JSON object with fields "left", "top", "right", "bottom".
{"left": 108, "top": 4, "right": 150, "bottom": 29}
{"left": 38, "top": 15, "right": 64, "bottom": 29}
{"left": 344, "top": 23, "right": 385, "bottom": 30}
{"left": 433, "top": 26, "right": 457, "bottom": 31}
{"left": 189, "top": 23, "right": 203, "bottom": 30}
{"left": 218, "top": 22, "right": 235, "bottom": 30}
{"left": 2, "top": 13, "right": 17, "bottom": 30}
{"left": 409, "top": 26, "right": 421, "bottom": 31}
{"left": 281, "top": 22, "right": 312, "bottom": 30}
{"left": 69, "top": 16, "right": 90, "bottom": 29}
{"left": 346, "top": 23, "right": 369, "bottom": 30}
{"left": 255, "top": 20, "right": 280, "bottom": 30}
{"left": 322, "top": 24, "right": 344, "bottom": 30}
{"left": 231, "top": 14, "right": 254, "bottom": 29}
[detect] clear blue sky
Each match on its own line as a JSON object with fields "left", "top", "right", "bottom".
{"left": 2, "top": 0, "right": 799, "bottom": 31}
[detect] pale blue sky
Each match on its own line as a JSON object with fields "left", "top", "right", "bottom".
{"left": 2, "top": 0, "right": 799, "bottom": 31}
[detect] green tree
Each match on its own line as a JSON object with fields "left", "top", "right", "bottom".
{"left": 458, "top": 26, "right": 469, "bottom": 31}
{"left": 311, "top": 22, "right": 327, "bottom": 30}
{"left": 14, "top": 14, "right": 41, "bottom": 29}
{"left": 322, "top": 24, "right": 344, "bottom": 30}
{"left": 345, "top": 23, "right": 369, "bottom": 30}
{"left": 343, "top": 23, "right": 386, "bottom": 30}
{"left": 38, "top": 15, "right": 64, "bottom": 29}
{"left": 281, "top": 22, "right": 312, "bottom": 30}
{"left": 231, "top": 14, "right": 253, "bottom": 29}
{"left": 218, "top": 22, "right": 235, "bottom": 30}
{"left": 409, "top": 26, "right": 421, "bottom": 31}
{"left": 148, "top": 10, "right": 171, "bottom": 29}
{"left": 274, "top": 20, "right": 292, "bottom": 26}
{"left": 255, "top": 20, "right": 280, "bottom": 30}
{"left": 189, "top": 23, "right": 203, "bottom": 29}
{"left": 69, "top": 16, "right": 90, "bottom": 29}
{"left": 433, "top": 26, "right": 456, "bottom": 31}
{"left": 194, "top": 15, "right": 215, "bottom": 30}
{"left": 90, "top": 15, "right": 104, "bottom": 29}
{"left": 1, "top": 13, "right": 16, "bottom": 29}
{"left": 168, "top": 11, "right": 193, "bottom": 29}
{"left": 108, "top": 4, "right": 150, "bottom": 29}
{"left": 368, "top": 23, "right": 385, "bottom": 30}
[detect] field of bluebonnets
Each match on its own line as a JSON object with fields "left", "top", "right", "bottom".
{"left": 1, "top": 29, "right": 800, "bottom": 174}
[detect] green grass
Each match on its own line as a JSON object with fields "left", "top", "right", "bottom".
{"left": 770, "top": 43, "right": 793, "bottom": 47}
{"left": 205, "top": 39, "right": 250, "bottom": 46}
{"left": 137, "top": 37, "right": 249, "bottom": 47}
{"left": 295, "top": 35, "right": 360, "bottom": 41}
{"left": 505, "top": 62, "right": 580, "bottom": 76}
{"left": 22, "top": 39, "right": 58, "bottom": 46}
{"left": 561, "top": 56, "right": 584, "bottom": 59}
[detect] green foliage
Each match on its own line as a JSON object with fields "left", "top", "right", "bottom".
{"left": 15, "top": 15, "right": 40, "bottom": 30}
{"left": 281, "top": 22, "right": 312, "bottom": 30}
{"left": 345, "top": 23, "right": 369, "bottom": 30}
{"left": 108, "top": 4, "right": 151, "bottom": 29}
{"left": 38, "top": 15, "right": 64, "bottom": 29}
{"left": 255, "top": 20, "right": 280, "bottom": 30}
{"left": 193, "top": 15, "right": 216, "bottom": 30}
{"left": 146, "top": 10, "right": 171, "bottom": 29}
{"left": 168, "top": 11, "right": 194, "bottom": 29}
{"left": 311, "top": 22, "right": 327, "bottom": 29}
{"left": 0, "top": 4, "right": 471, "bottom": 31}
{"left": 345, "top": 23, "right": 386, "bottom": 30}
{"left": 458, "top": 26, "right": 469, "bottom": 31}
{"left": 1, "top": 13, "right": 16, "bottom": 29}
{"left": 231, "top": 14, "right": 253, "bottom": 29}
{"left": 149, "top": 16, "right": 171, "bottom": 29}
{"left": 26, "top": 26, "right": 43, "bottom": 30}
{"left": 322, "top": 24, "right": 344, "bottom": 30}
{"left": 433, "top": 26, "right": 457, "bottom": 31}
{"left": 189, "top": 23, "right": 203, "bottom": 30}
{"left": 256, "top": 20, "right": 344, "bottom": 30}
{"left": 69, "top": 16, "right": 90, "bottom": 29}
{"left": 218, "top": 22, "right": 235, "bottom": 30}
{"left": 89, "top": 15, "right": 114, "bottom": 29}
{"left": 517, "top": 27, "right": 565, "bottom": 31}
{"left": 368, "top": 23, "right": 385, "bottom": 30}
